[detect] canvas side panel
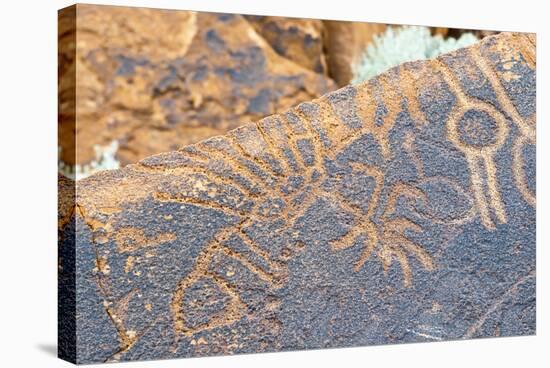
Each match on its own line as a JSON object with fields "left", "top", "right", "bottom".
{"left": 58, "top": 4, "right": 77, "bottom": 363}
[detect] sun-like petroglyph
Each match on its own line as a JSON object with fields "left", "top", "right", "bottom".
{"left": 469, "top": 45, "right": 536, "bottom": 209}
{"left": 64, "top": 32, "right": 536, "bottom": 363}
{"left": 433, "top": 60, "right": 510, "bottom": 230}
{"left": 429, "top": 37, "right": 536, "bottom": 230}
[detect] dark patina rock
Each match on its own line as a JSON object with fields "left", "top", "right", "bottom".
{"left": 58, "top": 32, "right": 536, "bottom": 364}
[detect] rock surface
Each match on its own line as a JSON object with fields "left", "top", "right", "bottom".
{"left": 58, "top": 5, "right": 336, "bottom": 167}
{"left": 324, "top": 21, "right": 387, "bottom": 86}
{"left": 59, "top": 32, "right": 536, "bottom": 364}
{"left": 245, "top": 15, "right": 328, "bottom": 75}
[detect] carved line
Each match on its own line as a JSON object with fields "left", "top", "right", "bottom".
{"left": 328, "top": 191, "right": 379, "bottom": 272}
{"left": 227, "top": 131, "right": 284, "bottom": 180}
{"left": 216, "top": 242, "right": 276, "bottom": 284}
{"left": 463, "top": 269, "right": 535, "bottom": 338}
{"left": 132, "top": 161, "right": 259, "bottom": 200}
{"left": 403, "top": 131, "right": 425, "bottom": 177}
{"left": 378, "top": 183, "right": 435, "bottom": 286}
{"left": 471, "top": 46, "right": 536, "bottom": 209}
{"left": 178, "top": 146, "right": 211, "bottom": 162}
{"left": 404, "top": 132, "right": 476, "bottom": 225}
{"left": 351, "top": 76, "right": 398, "bottom": 160}
{"left": 376, "top": 71, "right": 404, "bottom": 158}
{"left": 171, "top": 227, "right": 249, "bottom": 339}
{"left": 329, "top": 76, "right": 405, "bottom": 162}
{"left": 197, "top": 140, "right": 273, "bottom": 188}
{"left": 329, "top": 164, "right": 383, "bottom": 270}
{"left": 278, "top": 115, "right": 309, "bottom": 172}
{"left": 419, "top": 178, "right": 476, "bottom": 226}
{"left": 353, "top": 221, "right": 379, "bottom": 271}
{"left": 383, "top": 182, "right": 425, "bottom": 216}
{"left": 255, "top": 121, "right": 294, "bottom": 176}
{"left": 384, "top": 228, "right": 434, "bottom": 272}
{"left": 222, "top": 132, "right": 303, "bottom": 207}
{"left": 235, "top": 225, "right": 283, "bottom": 274}
{"left": 153, "top": 191, "right": 249, "bottom": 219}
{"left": 289, "top": 106, "right": 327, "bottom": 173}
{"left": 174, "top": 271, "right": 247, "bottom": 338}
{"left": 199, "top": 140, "right": 295, "bottom": 207}
{"left": 483, "top": 155, "right": 507, "bottom": 224}
{"left": 512, "top": 135, "right": 536, "bottom": 207}
{"left": 466, "top": 156, "right": 494, "bottom": 230}
{"left": 390, "top": 250, "right": 413, "bottom": 287}
{"left": 316, "top": 98, "right": 366, "bottom": 161}
{"left": 470, "top": 47, "right": 535, "bottom": 142}
{"left": 434, "top": 59, "right": 509, "bottom": 230}
{"left": 399, "top": 63, "right": 429, "bottom": 127}
{"left": 295, "top": 105, "right": 328, "bottom": 153}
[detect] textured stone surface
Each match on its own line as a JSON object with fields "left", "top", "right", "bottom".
{"left": 59, "top": 32, "right": 536, "bottom": 364}
{"left": 58, "top": 5, "right": 336, "bottom": 166}
{"left": 245, "top": 15, "right": 328, "bottom": 75}
{"left": 243, "top": 16, "right": 391, "bottom": 86}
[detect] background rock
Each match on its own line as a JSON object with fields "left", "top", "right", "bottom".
{"left": 323, "top": 21, "right": 387, "bottom": 86}
{"left": 58, "top": 5, "right": 337, "bottom": 167}
{"left": 59, "top": 5, "right": 497, "bottom": 173}
{"left": 245, "top": 15, "right": 328, "bottom": 75}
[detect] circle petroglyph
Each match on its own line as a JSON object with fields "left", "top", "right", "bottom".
{"left": 447, "top": 103, "right": 509, "bottom": 156}
{"left": 458, "top": 110, "right": 498, "bottom": 148}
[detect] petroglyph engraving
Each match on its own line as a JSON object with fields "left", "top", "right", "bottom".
{"left": 67, "top": 33, "right": 536, "bottom": 362}
{"left": 131, "top": 35, "right": 537, "bottom": 337}
{"left": 434, "top": 60, "right": 510, "bottom": 229}
{"left": 469, "top": 47, "right": 536, "bottom": 208}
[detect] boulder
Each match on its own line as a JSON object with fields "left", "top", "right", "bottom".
{"left": 59, "top": 32, "right": 535, "bottom": 364}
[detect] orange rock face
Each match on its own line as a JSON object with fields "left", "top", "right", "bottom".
{"left": 245, "top": 17, "right": 389, "bottom": 86}
{"left": 58, "top": 5, "right": 336, "bottom": 167}
{"left": 60, "top": 5, "right": 469, "bottom": 171}
{"left": 324, "top": 20, "right": 386, "bottom": 86}
{"left": 245, "top": 16, "right": 327, "bottom": 74}
{"left": 323, "top": 21, "right": 387, "bottom": 86}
